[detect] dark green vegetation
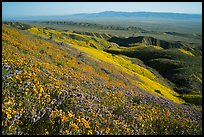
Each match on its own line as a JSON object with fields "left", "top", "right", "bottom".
{"left": 108, "top": 36, "right": 190, "bottom": 49}
{"left": 2, "top": 21, "right": 202, "bottom": 135}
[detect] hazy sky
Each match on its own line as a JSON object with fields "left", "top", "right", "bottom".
{"left": 3, "top": 2, "right": 202, "bottom": 18}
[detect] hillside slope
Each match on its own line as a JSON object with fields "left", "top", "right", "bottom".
{"left": 2, "top": 23, "right": 202, "bottom": 135}
{"left": 105, "top": 36, "right": 202, "bottom": 98}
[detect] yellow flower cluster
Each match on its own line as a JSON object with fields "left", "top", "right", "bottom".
{"left": 6, "top": 107, "right": 12, "bottom": 119}
{"left": 81, "top": 118, "right": 91, "bottom": 129}
{"left": 71, "top": 123, "right": 79, "bottom": 131}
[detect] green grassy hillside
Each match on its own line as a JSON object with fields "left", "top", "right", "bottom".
{"left": 105, "top": 39, "right": 202, "bottom": 99}
{"left": 24, "top": 21, "right": 202, "bottom": 47}
{"left": 2, "top": 22, "right": 202, "bottom": 135}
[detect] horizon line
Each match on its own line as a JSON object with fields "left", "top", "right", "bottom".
{"left": 3, "top": 10, "right": 202, "bottom": 19}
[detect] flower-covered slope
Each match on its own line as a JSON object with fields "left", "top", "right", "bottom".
{"left": 2, "top": 25, "right": 202, "bottom": 135}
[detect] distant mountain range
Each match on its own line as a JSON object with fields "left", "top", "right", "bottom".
{"left": 4, "top": 11, "right": 202, "bottom": 21}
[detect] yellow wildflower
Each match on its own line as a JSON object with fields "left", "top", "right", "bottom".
{"left": 87, "top": 130, "right": 92, "bottom": 135}
{"left": 126, "top": 127, "right": 130, "bottom": 132}
{"left": 12, "top": 110, "right": 16, "bottom": 115}
{"left": 58, "top": 91, "right": 62, "bottom": 95}
{"left": 7, "top": 107, "right": 12, "bottom": 113}
{"left": 51, "top": 101, "right": 54, "bottom": 105}
{"left": 166, "top": 110, "right": 171, "bottom": 116}
{"left": 61, "top": 116, "right": 69, "bottom": 122}
{"left": 55, "top": 86, "right": 59, "bottom": 88}
{"left": 139, "top": 116, "right": 143, "bottom": 121}
{"left": 105, "top": 127, "right": 110, "bottom": 134}
{"left": 81, "top": 118, "right": 86, "bottom": 123}
{"left": 76, "top": 118, "right": 81, "bottom": 123}
{"left": 34, "top": 77, "right": 38, "bottom": 82}
{"left": 39, "top": 93, "right": 43, "bottom": 98}
{"left": 85, "top": 123, "right": 90, "bottom": 129}
{"left": 7, "top": 114, "right": 12, "bottom": 119}
{"left": 6, "top": 101, "right": 12, "bottom": 105}
{"left": 65, "top": 129, "right": 69, "bottom": 134}
{"left": 68, "top": 112, "right": 74, "bottom": 118}
{"left": 71, "top": 123, "right": 79, "bottom": 131}
{"left": 45, "top": 129, "right": 49, "bottom": 135}
{"left": 16, "top": 75, "right": 21, "bottom": 80}
{"left": 33, "top": 88, "right": 37, "bottom": 93}
{"left": 40, "top": 87, "right": 44, "bottom": 93}
{"left": 114, "top": 120, "right": 119, "bottom": 125}
{"left": 50, "top": 112, "right": 55, "bottom": 117}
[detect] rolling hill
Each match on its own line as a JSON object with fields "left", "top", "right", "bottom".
{"left": 2, "top": 22, "right": 202, "bottom": 135}
{"left": 4, "top": 11, "right": 202, "bottom": 34}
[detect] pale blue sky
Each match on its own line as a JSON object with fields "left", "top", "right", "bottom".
{"left": 3, "top": 2, "right": 202, "bottom": 18}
